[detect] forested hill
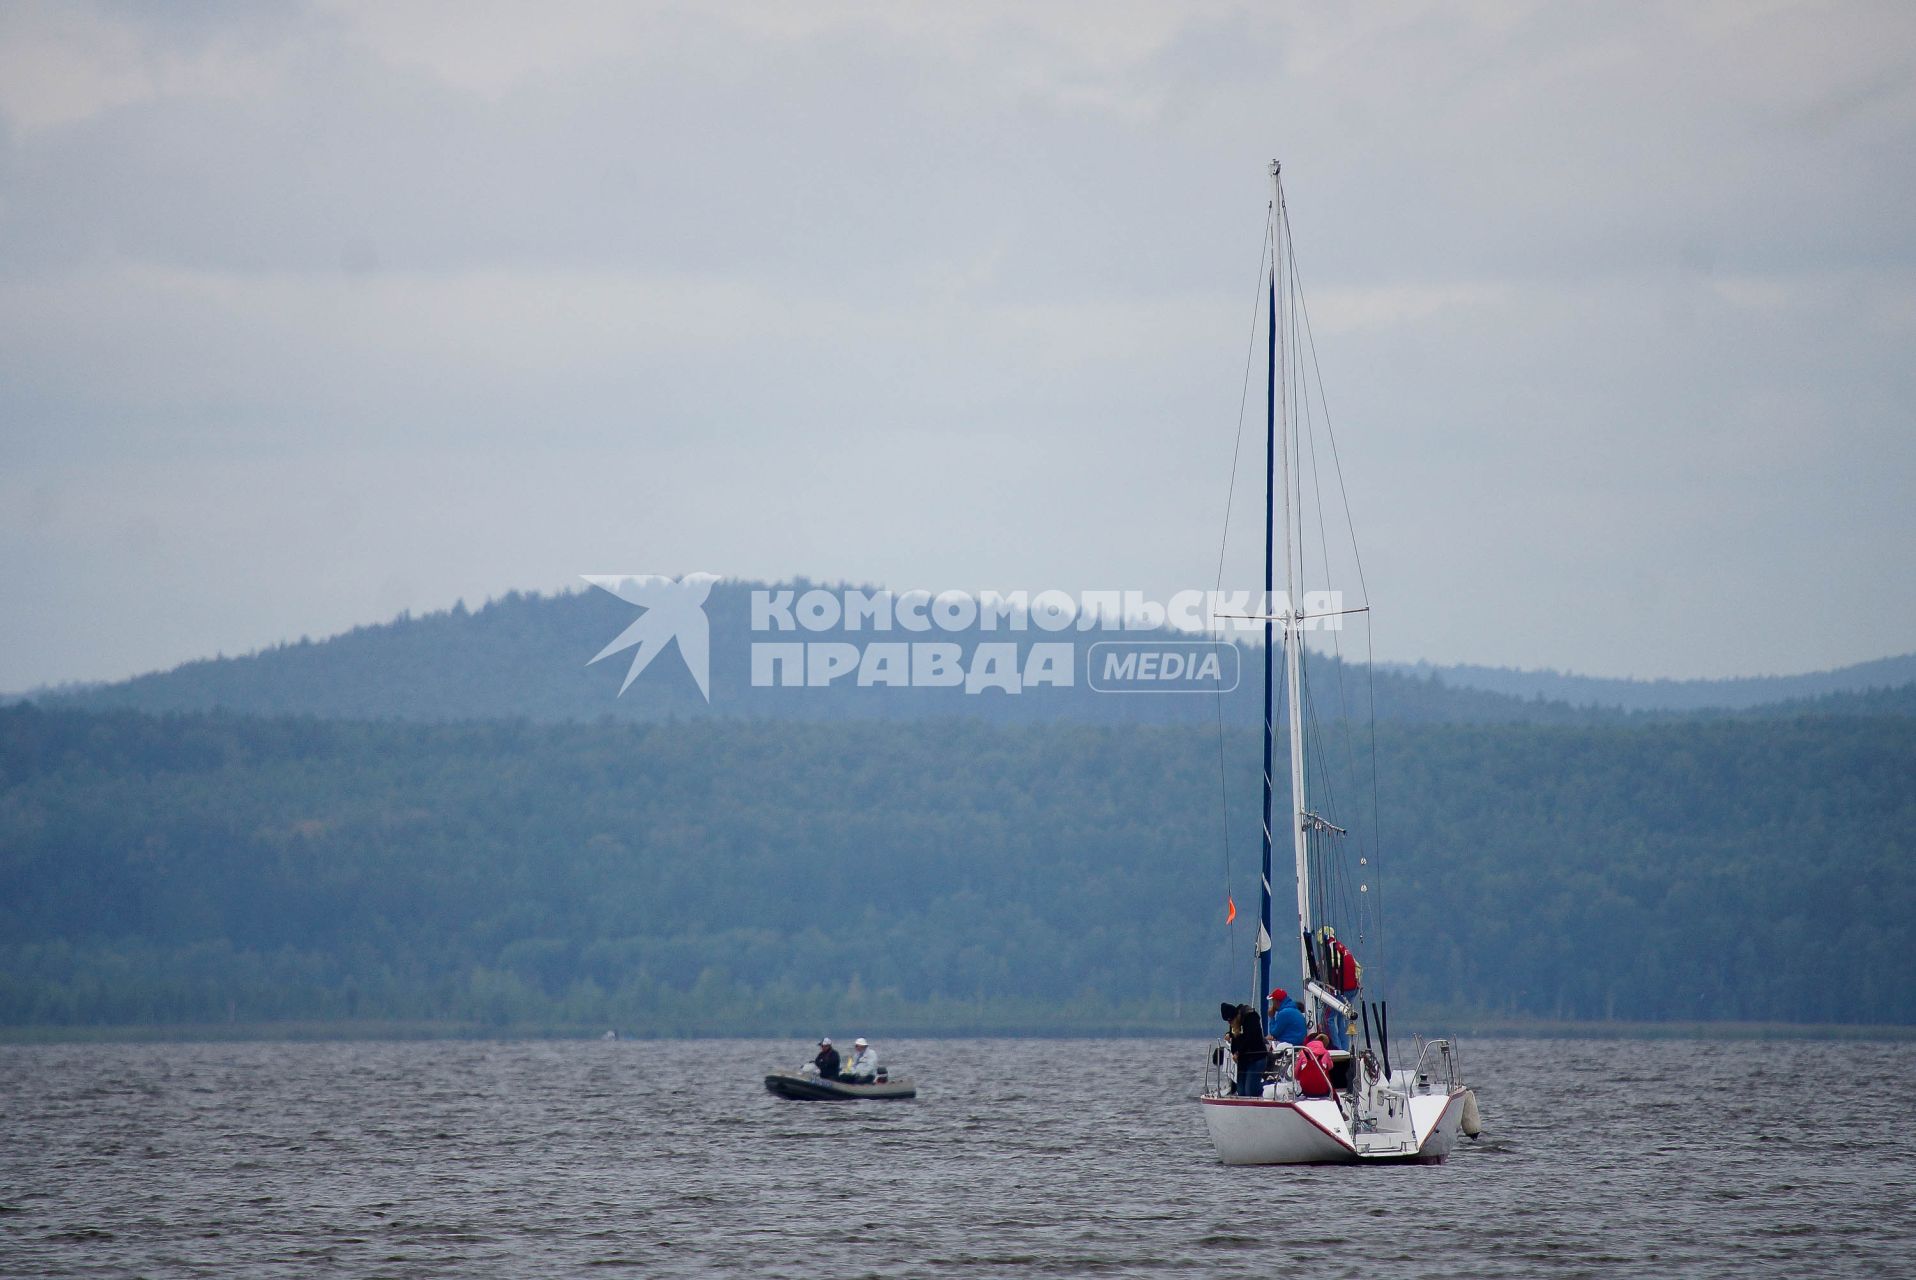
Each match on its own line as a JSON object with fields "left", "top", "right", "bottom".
{"left": 14, "top": 582, "right": 1594, "bottom": 728}
{"left": 40, "top": 581, "right": 1915, "bottom": 727}
{"left": 1390, "top": 653, "right": 1916, "bottom": 712}
{"left": 40, "top": 582, "right": 1561, "bottom": 725}
{"left": 3, "top": 703, "right": 1910, "bottom": 1034}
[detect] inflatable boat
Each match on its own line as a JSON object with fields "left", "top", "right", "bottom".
{"left": 763, "top": 1070, "right": 916, "bottom": 1101}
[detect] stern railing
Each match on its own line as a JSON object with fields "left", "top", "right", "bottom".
{"left": 1205, "top": 1040, "right": 1301, "bottom": 1099}
{"left": 1411, "top": 1037, "right": 1464, "bottom": 1094}
{"left": 1204, "top": 1042, "right": 1229, "bottom": 1097}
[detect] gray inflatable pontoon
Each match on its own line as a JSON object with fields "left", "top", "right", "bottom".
{"left": 764, "top": 1070, "right": 917, "bottom": 1101}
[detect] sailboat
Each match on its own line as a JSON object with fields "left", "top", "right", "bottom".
{"left": 1198, "top": 161, "right": 1479, "bottom": 1166}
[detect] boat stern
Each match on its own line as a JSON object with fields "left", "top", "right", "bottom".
{"left": 1201, "top": 1096, "right": 1358, "bottom": 1165}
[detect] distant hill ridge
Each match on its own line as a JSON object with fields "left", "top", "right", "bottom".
{"left": 35, "top": 579, "right": 1916, "bottom": 726}
{"left": 1389, "top": 654, "right": 1916, "bottom": 712}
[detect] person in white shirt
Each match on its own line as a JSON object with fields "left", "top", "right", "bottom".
{"left": 843, "top": 1037, "right": 878, "bottom": 1082}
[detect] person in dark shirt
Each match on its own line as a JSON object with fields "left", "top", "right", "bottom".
{"left": 1225, "top": 1003, "right": 1269, "bottom": 1097}
{"left": 812, "top": 1037, "right": 841, "bottom": 1081}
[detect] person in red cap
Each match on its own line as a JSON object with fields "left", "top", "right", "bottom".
{"left": 1267, "top": 988, "right": 1308, "bottom": 1045}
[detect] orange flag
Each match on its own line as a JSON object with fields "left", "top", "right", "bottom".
{"left": 1225, "top": 896, "right": 1238, "bottom": 925}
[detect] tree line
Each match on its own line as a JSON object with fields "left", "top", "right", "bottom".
{"left": 1, "top": 703, "right": 1910, "bottom": 1033}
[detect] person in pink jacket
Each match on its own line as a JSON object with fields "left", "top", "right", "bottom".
{"left": 1295, "top": 1032, "right": 1335, "bottom": 1097}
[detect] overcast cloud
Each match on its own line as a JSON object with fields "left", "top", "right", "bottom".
{"left": 2, "top": 0, "right": 1912, "bottom": 688}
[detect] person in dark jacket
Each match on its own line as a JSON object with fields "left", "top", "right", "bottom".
{"left": 1267, "top": 989, "right": 1308, "bottom": 1045}
{"left": 812, "top": 1037, "right": 841, "bottom": 1081}
{"left": 1225, "top": 1003, "right": 1269, "bottom": 1097}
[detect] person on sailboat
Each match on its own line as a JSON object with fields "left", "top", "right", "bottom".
{"left": 1267, "top": 989, "right": 1308, "bottom": 1046}
{"left": 1317, "top": 926, "right": 1360, "bottom": 1051}
{"left": 812, "top": 1037, "right": 841, "bottom": 1081}
{"left": 842, "top": 1037, "right": 878, "bottom": 1083}
{"left": 1295, "top": 1032, "right": 1335, "bottom": 1098}
{"left": 1226, "top": 1004, "right": 1268, "bottom": 1096}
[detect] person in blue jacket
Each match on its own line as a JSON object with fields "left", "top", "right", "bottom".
{"left": 1267, "top": 988, "right": 1308, "bottom": 1045}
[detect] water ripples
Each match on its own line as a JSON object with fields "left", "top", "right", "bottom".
{"left": 2, "top": 1037, "right": 1913, "bottom": 1277}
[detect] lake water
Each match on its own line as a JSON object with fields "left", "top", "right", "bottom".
{"left": 3, "top": 1036, "right": 1912, "bottom": 1277}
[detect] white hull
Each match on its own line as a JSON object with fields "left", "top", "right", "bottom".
{"left": 1201, "top": 1088, "right": 1465, "bottom": 1165}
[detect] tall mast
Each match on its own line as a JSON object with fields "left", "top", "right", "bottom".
{"left": 1274, "top": 163, "right": 1315, "bottom": 1016}
{"left": 1264, "top": 162, "right": 1310, "bottom": 1019}
{"left": 1256, "top": 161, "right": 1279, "bottom": 1008}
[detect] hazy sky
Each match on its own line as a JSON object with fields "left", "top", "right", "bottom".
{"left": 2, "top": 0, "right": 1912, "bottom": 689}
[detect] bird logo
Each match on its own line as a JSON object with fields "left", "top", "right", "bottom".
{"left": 582, "top": 572, "right": 719, "bottom": 700}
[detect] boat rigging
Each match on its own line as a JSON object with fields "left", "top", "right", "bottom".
{"left": 1198, "top": 160, "right": 1480, "bottom": 1165}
